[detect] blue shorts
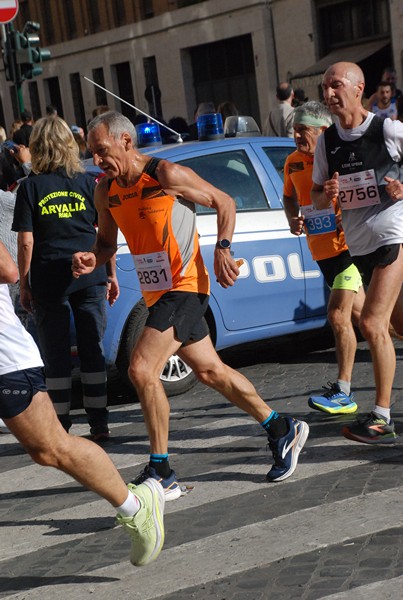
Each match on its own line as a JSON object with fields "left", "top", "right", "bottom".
{"left": 0, "top": 367, "right": 47, "bottom": 419}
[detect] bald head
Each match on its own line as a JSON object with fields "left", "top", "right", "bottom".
{"left": 276, "top": 82, "right": 293, "bottom": 101}
{"left": 321, "top": 62, "right": 367, "bottom": 127}
{"left": 324, "top": 62, "right": 365, "bottom": 87}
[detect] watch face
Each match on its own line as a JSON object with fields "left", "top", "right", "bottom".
{"left": 218, "top": 239, "right": 231, "bottom": 249}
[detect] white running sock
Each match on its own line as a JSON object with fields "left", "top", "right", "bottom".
{"left": 337, "top": 380, "right": 351, "bottom": 396}
{"left": 374, "top": 405, "right": 391, "bottom": 423}
{"left": 116, "top": 490, "right": 140, "bottom": 517}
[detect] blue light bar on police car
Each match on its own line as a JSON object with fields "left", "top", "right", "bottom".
{"left": 136, "top": 122, "right": 162, "bottom": 147}
{"left": 197, "top": 113, "right": 224, "bottom": 141}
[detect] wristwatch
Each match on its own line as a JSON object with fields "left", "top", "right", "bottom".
{"left": 216, "top": 239, "right": 231, "bottom": 250}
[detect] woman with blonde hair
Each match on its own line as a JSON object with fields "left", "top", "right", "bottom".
{"left": 12, "top": 116, "right": 118, "bottom": 439}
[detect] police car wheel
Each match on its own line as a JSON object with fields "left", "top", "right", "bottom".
{"left": 116, "top": 299, "right": 198, "bottom": 397}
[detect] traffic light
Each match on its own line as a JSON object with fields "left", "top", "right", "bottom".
{"left": 15, "top": 22, "right": 51, "bottom": 80}
{"left": 2, "top": 27, "right": 19, "bottom": 82}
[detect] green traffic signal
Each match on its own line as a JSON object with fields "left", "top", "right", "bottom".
{"left": 14, "top": 25, "right": 51, "bottom": 80}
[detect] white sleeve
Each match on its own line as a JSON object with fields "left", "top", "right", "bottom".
{"left": 312, "top": 133, "right": 329, "bottom": 185}
{"left": 382, "top": 118, "right": 403, "bottom": 162}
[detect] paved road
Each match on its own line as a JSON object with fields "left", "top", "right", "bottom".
{"left": 1, "top": 334, "right": 402, "bottom": 599}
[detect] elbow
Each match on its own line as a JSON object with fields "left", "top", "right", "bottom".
{"left": 4, "top": 265, "right": 18, "bottom": 284}
{"left": 10, "top": 267, "right": 19, "bottom": 284}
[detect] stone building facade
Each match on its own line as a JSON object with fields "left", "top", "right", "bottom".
{"left": 0, "top": 0, "right": 401, "bottom": 133}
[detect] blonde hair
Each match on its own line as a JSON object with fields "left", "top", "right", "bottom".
{"left": 29, "top": 116, "right": 84, "bottom": 177}
{"left": 0, "top": 126, "right": 6, "bottom": 143}
{"left": 9, "top": 119, "right": 22, "bottom": 138}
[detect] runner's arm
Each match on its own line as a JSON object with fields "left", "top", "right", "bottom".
{"left": 156, "top": 159, "right": 239, "bottom": 287}
{"left": 72, "top": 177, "right": 118, "bottom": 278}
{"left": 0, "top": 240, "right": 18, "bottom": 284}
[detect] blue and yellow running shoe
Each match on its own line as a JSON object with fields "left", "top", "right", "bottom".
{"left": 308, "top": 382, "right": 358, "bottom": 415}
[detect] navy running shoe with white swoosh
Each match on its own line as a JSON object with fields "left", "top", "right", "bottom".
{"left": 131, "top": 465, "right": 182, "bottom": 501}
{"left": 266, "top": 417, "right": 309, "bottom": 482}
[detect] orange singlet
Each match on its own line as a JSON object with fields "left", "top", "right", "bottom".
{"left": 284, "top": 150, "right": 348, "bottom": 261}
{"left": 108, "top": 158, "right": 209, "bottom": 307}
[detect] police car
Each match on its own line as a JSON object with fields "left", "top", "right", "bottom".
{"left": 98, "top": 116, "right": 329, "bottom": 396}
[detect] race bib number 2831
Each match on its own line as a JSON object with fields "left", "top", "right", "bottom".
{"left": 338, "top": 169, "right": 380, "bottom": 210}
{"left": 133, "top": 251, "right": 173, "bottom": 291}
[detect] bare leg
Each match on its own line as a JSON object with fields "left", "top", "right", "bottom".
{"left": 179, "top": 336, "right": 272, "bottom": 422}
{"left": 327, "top": 288, "right": 360, "bottom": 382}
{"left": 358, "top": 248, "right": 403, "bottom": 408}
{"left": 5, "top": 391, "right": 128, "bottom": 507}
{"left": 129, "top": 326, "right": 273, "bottom": 456}
{"left": 128, "top": 326, "right": 183, "bottom": 455}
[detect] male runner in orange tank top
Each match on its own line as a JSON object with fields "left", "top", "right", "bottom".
{"left": 72, "top": 111, "right": 309, "bottom": 496}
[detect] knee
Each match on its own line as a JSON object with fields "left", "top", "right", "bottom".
{"left": 359, "top": 315, "right": 386, "bottom": 343}
{"left": 195, "top": 362, "right": 226, "bottom": 388}
{"left": 128, "top": 356, "right": 159, "bottom": 390}
{"left": 27, "top": 440, "right": 67, "bottom": 468}
{"left": 327, "top": 307, "right": 348, "bottom": 332}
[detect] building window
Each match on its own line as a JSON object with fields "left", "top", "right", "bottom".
{"left": 140, "top": 0, "right": 154, "bottom": 19}
{"left": 143, "top": 56, "right": 162, "bottom": 118}
{"left": 113, "top": 62, "right": 135, "bottom": 121}
{"left": 45, "top": 77, "right": 63, "bottom": 118}
{"left": 28, "top": 81, "right": 41, "bottom": 120}
{"left": 17, "top": 0, "right": 30, "bottom": 27}
{"left": 177, "top": 0, "right": 204, "bottom": 7}
{"left": 70, "top": 73, "right": 86, "bottom": 129}
{"left": 87, "top": 0, "right": 101, "bottom": 33}
{"left": 190, "top": 34, "right": 259, "bottom": 124}
{"left": 92, "top": 68, "right": 108, "bottom": 106}
{"left": 39, "top": 0, "right": 55, "bottom": 45}
{"left": 63, "top": 0, "right": 77, "bottom": 39}
{"left": 112, "top": 1, "right": 126, "bottom": 27}
{"left": 317, "top": 0, "right": 390, "bottom": 55}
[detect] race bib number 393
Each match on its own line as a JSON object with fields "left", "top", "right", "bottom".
{"left": 133, "top": 251, "right": 173, "bottom": 291}
{"left": 300, "top": 204, "right": 336, "bottom": 236}
{"left": 338, "top": 169, "right": 380, "bottom": 210}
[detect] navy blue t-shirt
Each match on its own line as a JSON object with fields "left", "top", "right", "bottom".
{"left": 12, "top": 169, "right": 107, "bottom": 297}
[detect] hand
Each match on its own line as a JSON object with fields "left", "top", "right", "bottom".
{"left": 19, "top": 285, "right": 33, "bottom": 314}
{"left": 214, "top": 250, "right": 240, "bottom": 288}
{"left": 323, "top": 172, "right": 339, "bottom": 202}
{"left": 384, "top": 176, "right": 403, "bottom": 202}
{"left": 290, "top": 216, "right": 304, "bottom": 236}
{"left": 106, "top": 276, "right": 120, "bottom": 306}
{"left": 11, "top": 144, "right": 31, "bottom": 165}
{"left": 72, "top": 251, "right": 96, "bottom": 278}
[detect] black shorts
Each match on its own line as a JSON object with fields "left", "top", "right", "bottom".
{"left": 146, "top": 292, "right": 210, "bottom": 344}
{"left": 0, "top": 367, "right": 47, "bottom": 419}
{"left": 317, "top": 250, "right": 354, "bottom": 288}
{"left": 352, "top": 243, "right": 401, "bottom": 287}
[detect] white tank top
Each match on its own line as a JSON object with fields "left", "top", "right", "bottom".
{"left": 372, "top": 100, "right": 398, "bottom": 121}
{"left": 0, "top": 284, "right": 43, "bottom": 376}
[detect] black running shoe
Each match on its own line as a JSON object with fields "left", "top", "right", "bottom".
{"left": 342, "top": 411, "right": 398, "bottom": 444}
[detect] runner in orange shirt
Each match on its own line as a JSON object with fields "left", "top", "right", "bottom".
{"left": 283, "top": 101, "right": 365, "bottom": 414}
{"left": 72, "top": 110, "right": 310, "bottom": 495}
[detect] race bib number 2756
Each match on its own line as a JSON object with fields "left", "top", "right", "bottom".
{"left": 338, "top": 169, "right": 380, "bottom": 210}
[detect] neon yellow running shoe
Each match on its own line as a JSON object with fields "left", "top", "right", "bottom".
{"left": 117, "top": 479, "right": 165, "bottom": 566}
